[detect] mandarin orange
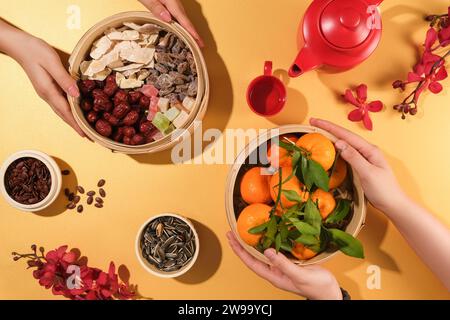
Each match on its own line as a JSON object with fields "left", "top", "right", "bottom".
{"left": 296, "top": 133, "right": 336, "bottom": 171}
{"left": 240, "top": 167, "right": 272, "bottom": 204}
{"left": 267, "top": 134, "right": 299, "bottom": 168}
{"left": 291, "top": 243, "right": 318, "bottom": 260}
{"left": 236, "top": 203, "right": 271, "bottom": 246}
{"left": 311, "top": 189, "right": 336, "bottom": 219}
{"left": 329, "top": 157, "right": 348, "bottom": 189}
{"left": 269, "top": 167, "right": 309, "bottom": 209}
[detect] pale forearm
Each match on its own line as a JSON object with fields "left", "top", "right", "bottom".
{"left": 387, "top": 196, "right": 450, "bottom": 290}
{"left": 0, "top": 19, "right": 30, "bottom": 62}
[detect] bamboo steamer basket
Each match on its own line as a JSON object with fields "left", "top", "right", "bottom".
{"left": 225, "top": 125, "right": 367, "bottom": 266}
{"left": 68, "top": 11, "right": 209, "bottom": 154}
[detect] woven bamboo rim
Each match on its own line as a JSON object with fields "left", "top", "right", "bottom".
{"left": 225, "top": 125, "right": 367, "bottom": 266}
{"left": 68, "top": 11, "right": 209, "bottom": 154}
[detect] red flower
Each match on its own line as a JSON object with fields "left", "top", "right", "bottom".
{"left": 342, "top": 84, "right": 383, "bottom": 131}
{"left": 14, "top": 245, "right": 137, "bottom": 300}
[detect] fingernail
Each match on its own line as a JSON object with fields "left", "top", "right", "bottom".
{"left": 160, "top": 11, "right": 172, "bottom": 22}
{"left": 335, "top": 140, "right": 348, "bottom": 152}
{"left": 68, "top": 85, "right": 79, "bottom": 98}
{"left": 264, "top": 248, "right": 277, "bottom": 259}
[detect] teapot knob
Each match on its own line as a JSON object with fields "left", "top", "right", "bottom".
{"left": 340, "top": 9, "right": 361, "bottom": 29}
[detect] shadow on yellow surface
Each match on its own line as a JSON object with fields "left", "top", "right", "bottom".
{"left": 130, "top": 0, "right": 233, "bottom": 166}
{"left": 35, "top": 157, "right": 78, "bottom": 217}
{"left": 176, "top": 219, "right": 222, "bottom": 284}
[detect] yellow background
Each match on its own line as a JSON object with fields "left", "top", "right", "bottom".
{"left": 1, "top": 0, "right": 449, "bottom": 300}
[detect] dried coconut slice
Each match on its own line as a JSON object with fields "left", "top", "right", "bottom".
{"left": 120, "top": 47, "right": 155, "bottom": 64}
{"left": 122, "top": 68, "right": 141, "bottom": 78}
{"left": 108, "top": 30, "right": 140, "bottom": 41}
{"left": 119, "top": 78, "right": 144, "bottom": 89}
{"left": 123, "top": 22, "right": 161, "bottom": 34}
{"left": 90, "top": 36, "right": 112, "bottom": 59}
{"left": 89, "top": 68, "right": 112, "bottom": 81}
{"left": 84, "top": 59, "right": 107, "bottom": 76}
{"left": 113, "top": 63, "right": 144, "bottom": 72}
{"left": 137, "top": 69, "right": 150, "bottom": 81}
{"left": 99, "top": 50, "right": 120, "bottom": 68}
{"left": 115, "top": 72, "right": 125, "bottom": 86}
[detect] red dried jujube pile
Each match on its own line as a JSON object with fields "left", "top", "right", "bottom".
{"left": 79, "top": 74, "right": 158, "bottom": 146}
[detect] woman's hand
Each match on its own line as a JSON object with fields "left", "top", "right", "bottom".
{"left": 227, "top": 232, "right": 342, "bottom": 300}
{"left": 139, "top": 0, "right": 204, "bottom": 47}
{"left": 19, "top": 37, "right": 85, "bottom": 137}
{"left": 0, "top": 22, "right": 85, "bottom": 137}
{"left": 310, "top": 118, "right": 406, "bottom": 214}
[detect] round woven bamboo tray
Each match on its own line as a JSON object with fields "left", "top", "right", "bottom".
{"left": 68, "top": 11, "right": 209, "bottom": 154}
{"left": 225, "top": 125, "right": 367, "bottom": 266}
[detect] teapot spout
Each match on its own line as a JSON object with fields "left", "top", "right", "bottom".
{"left": 288, "top": 46, "right": 321, "bottom": 78}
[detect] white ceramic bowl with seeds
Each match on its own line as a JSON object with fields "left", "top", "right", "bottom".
{"left": 135, "top": 213, "right": 199, "bottom": 278}
{"left": 0, "top": 150, "right": 62, "bottom": 212}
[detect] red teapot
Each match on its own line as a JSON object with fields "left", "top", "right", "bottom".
{"left": 288, "top": 0, "right": 383, "bottom": 77}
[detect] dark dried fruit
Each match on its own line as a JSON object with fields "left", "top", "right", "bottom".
{"left": 95, "top": 119, "right": 112, "bottom": 137}
{"left": 112, "top": 127, "right": 124, "bottom": 142}
{"left": 112, "top": 102, "right": 131, "bottom": 119}
{"left": 131, "top": 134, "right": 145, "bottom": 145}
{"left": 4, "top": 158, "right": 52, "bottom": 205}
{"left": 80, "top": 100, "right": 93, "bottom": 112}
{"left": 103, "top": 112, "right": 120, "bottom": 126}
{"left": 86, "top": 111, "right": 99, "bottom": 123}
{"left": 123, "top": 126, "right": 136, "bottom": 138}
{"left": 139, "top": 95, "right": 150, "bottom": 108}
{"left": 129, "top": 91, "right": 142, "bottom": 104}
{"left": 79, "top": 80, "right": 96, "bottom": 94}
{"left": 97, "top": 179, "right": 106, "bottom": 187}
{"left": 77, "top": 205, "right": 84, "bottom": 213}
{"left": 99, "top": 188, "right": 106, "bottom": 198}
{"left": 122, "top": 110, "right": 139, "bottom": 126}
{"left": 139, "top": 121, "right": 155, "bottom": 135}
{"left": 113, "top": 90, "right": 129, "bottom": 105}
{"left": 103, "top": 74, "right": 118, "bottom": 97}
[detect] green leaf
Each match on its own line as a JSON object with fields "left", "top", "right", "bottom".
{"left": 282, "top": 190, "right": 304, "bottom": 203}
{"left": 291, "top": 150, "right": 301, "bottom": 168}
{"left": 278, "top": 140, "right": 301, "bottom": 152}
{"left": 275, "top": 233, "right": 282, "bottom": 252}
{"left": 328, "top": 228, "right": 365, "bottom": 259}
{"left": 248, "top": 221, "right": 269, "bottom": 235}
{"left": 307, "top": 159, "right": 330, "bottom": 191}
{"left": 304, "top": 199, "right": 323, "bottom": 234}
{"left": 280, "top": 224, "right": 289, "bottom": 241}
{"left": 295, "top": 234, "right": 319, "bottom": 246}
{"left": 299, "top": 156, "right": 313, "bottom": 189}
{"left": 288, "top": 228, "right": 301, "bottom": 240}
{"left": 265, "top": 216, "right": 278, "bottom": 241}
{"left": 282, "top": 204, "right": 301, "bottom": 220}
{"left": 289, "top": 218, "right": 319, "bottom": 235}
{"left": 280, "top": 241, "right": 293, "bottom": 252}
{"left": 326, "top": 200, "right": 351, "bottom": 224}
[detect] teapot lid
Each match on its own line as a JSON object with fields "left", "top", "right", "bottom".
{"left": 320, "top": 0, "right": 376, "bottom": 48}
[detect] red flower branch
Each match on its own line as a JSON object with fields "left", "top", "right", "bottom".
{"left": 13, "top": 245, "right": 137, "bottom": 300}
{"left": 393, "top": 7, "right": 450, "bottom": 119}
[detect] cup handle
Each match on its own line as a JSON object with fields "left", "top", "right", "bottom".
{"left": 264, "top": 61, "right": 273, "bottom": 76}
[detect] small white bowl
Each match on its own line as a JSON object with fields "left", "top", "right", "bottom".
{"left": 0, "top": 150, "right": 62, "bottom": 212}
{"left": 135, "top": 213, "right": 200, "bottom": 278}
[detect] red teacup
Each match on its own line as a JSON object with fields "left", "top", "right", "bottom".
{"left": 246, "top": 61, "right": 287, "bottom": 117}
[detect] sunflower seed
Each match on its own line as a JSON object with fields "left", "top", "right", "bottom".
{"left": 140, "top": 216, "right": 196, "bottom": 273}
